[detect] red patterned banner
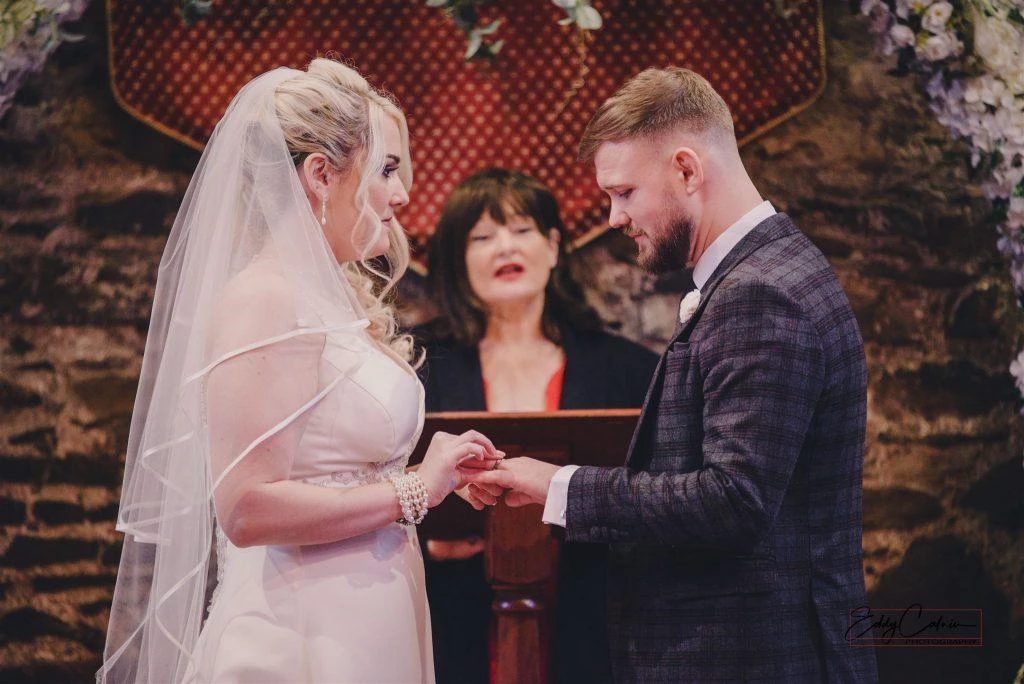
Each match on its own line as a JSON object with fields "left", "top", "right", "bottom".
{"left": 107, "top": 0, "right": 824, "bottom": 269}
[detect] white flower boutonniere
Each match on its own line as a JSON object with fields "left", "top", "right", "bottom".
{"left": 678, "top": 289, "right": 701, "bottom": 326}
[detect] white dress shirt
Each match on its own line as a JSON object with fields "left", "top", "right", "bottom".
{"left": 541, "top": 200, "right": 777, "bottom": 527}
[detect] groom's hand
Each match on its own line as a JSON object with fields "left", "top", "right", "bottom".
{"left": 468, "top": 457, "right": 560, "bottom": 507}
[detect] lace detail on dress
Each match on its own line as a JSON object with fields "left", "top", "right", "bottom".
{"left": 208, "top": 524, "right": 229, "bottom": 613}
{"left": 301, "top": 453, "right": 409, "bottom": 488}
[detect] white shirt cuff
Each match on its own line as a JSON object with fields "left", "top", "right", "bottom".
{"left": 541, "top": 465, "right": 580, "bottom": 528}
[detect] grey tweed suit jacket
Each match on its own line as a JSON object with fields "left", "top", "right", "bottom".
{"left": 566, "top": 214, "right": 879, "bottom": 682}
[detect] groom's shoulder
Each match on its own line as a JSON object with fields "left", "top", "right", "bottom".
{"left": 716, "top": 219, "right": 859, "bottom": 342}
{"left": 710, "top": 236, "right": 843, "bottom": 321}
{"left": 734, "top": 217, "right": 836, "bottom": 288}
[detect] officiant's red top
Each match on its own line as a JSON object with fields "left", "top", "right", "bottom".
{"left": 106, "top": 0, "right": 825, "bottom": 270}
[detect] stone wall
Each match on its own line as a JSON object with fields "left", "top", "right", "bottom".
{"left": 1, "top": 2, "right": 1022, "bottom": 682}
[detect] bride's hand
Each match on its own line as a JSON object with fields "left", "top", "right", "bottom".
{"left": 455, "top": 482, "right": 506, "bottom": 511}
{"left": 417, "top": 430, "right": 502, "bottom": 507}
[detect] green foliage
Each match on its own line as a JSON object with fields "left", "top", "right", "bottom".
{"left": 179, "top": 0, "right": 213, "bottom": 26}
{"left": 167, "top": 0, "right": 604, "bottom": 61}
{"left": 1, "top": 1, "right": 60, "bottom": 51}
{"left": 424, "top": 0, "right": 602, "bottom": 61}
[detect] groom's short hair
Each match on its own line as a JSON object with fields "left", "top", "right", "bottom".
{"left": 578, "top": 67, "right": 735, "bottom": 161}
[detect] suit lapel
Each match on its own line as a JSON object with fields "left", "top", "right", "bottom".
{"left": 666, "top": 213, "right": 798, "bottom": 348}
{"left": 622, "top": 353, "right": 667, "bottom": 465}
{"left": 624, "top": 213, "right": 799, "bottom": 467}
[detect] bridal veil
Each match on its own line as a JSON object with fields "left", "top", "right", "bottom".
{"left": 98, "top": 66, "right": 407, "bottom": 683}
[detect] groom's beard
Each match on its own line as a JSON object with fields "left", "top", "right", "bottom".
{"left": 636, "top": 208, "right": 694, "bottom": 273}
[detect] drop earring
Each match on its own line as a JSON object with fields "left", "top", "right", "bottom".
{"left": 320, "top": 193, "right": 328, "bottom": 226}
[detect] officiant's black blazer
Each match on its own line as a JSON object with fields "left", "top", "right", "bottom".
{"left": 414, "top": 322, "right": 657, "bottom": 684}
{"left": 416, "top": 322, "right": 657, "bottom": 414}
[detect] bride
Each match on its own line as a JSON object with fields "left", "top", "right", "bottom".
{"left": 98, "top": 60, "right": 500, "bottom": 683}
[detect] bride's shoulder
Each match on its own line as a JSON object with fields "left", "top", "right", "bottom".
{"left": 219, "top": 260, "right": 296, "bottom": 311}
{"left": 209, "top": 260, "right": 303, "bottom": 343}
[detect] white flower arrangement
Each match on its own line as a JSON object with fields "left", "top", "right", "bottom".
{"left": 1010, "top": 347, "right": 1024, "bottom": 386}
{"left": 861, "top": 0, "right": 1024, "bottom": 409}
{"left": 0, "top": 0, "right": 87, "bottom": 119}
{"left": 678, "top": 289, "right": 702, "bottom": 327}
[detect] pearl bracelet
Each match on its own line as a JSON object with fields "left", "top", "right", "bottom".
{"left": 388, "top": 472, "right": 429, "bottom": 525}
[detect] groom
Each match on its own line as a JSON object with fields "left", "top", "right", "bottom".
{"left": 472, "top": 68, "right": 879, "bottom": 682}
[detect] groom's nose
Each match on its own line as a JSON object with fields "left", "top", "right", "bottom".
{"left": 609, "top": 204, "right": 629, "bottom": 229}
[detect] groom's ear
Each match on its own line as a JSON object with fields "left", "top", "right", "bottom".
{"left": 671, "top": 147, "right": 704, "bottom": 195}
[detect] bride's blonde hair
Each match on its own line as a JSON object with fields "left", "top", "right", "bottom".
{"left": 275, "top": 58, "right": 416, "bottom": 362}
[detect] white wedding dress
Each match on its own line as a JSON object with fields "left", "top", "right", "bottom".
{"left": 98, "top": 67, "right": 436, "bottom": 684}
{"left": 189, "top": 323, "right": 433, "bottom": 683}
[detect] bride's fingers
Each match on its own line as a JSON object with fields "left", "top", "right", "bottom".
{"left": 456, "top": 443, "right": 491, "bottom": 468}
{"left": 463, "top": 430, "right": 497, "bottom": 454}
{"left": 456, "top": 485, "right": 496, "bottom": 510}
{"left": 455, "top": 430, "right": 498, "bottom": 457}
{"left": 454, "top": 486, "right": 483, "bottom": 510}
{"left": 471, "top": 482, "right": 505, "bottom": 497}
{"left": 456, "top": 443, "right": 503, "bottom": 468}
{"left": 467, "top": 483, "right": 499, "bottom": 506}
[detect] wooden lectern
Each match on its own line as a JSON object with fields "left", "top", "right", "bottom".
{"left": 409, "top": 409, "right": 640, "bottom": 684}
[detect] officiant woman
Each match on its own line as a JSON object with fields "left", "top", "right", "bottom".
{"left": 414, "top": 168, "right": 657, "bottom": 684}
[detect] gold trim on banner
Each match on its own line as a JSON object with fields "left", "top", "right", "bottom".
{"left": 105, "top": 0, "right": 206, "bottom": 153}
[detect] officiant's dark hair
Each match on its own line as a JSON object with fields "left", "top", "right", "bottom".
{"left": 578, "top": 67, "right": 735, "bottom": 161}
{"left": 426, "top": 168, "right": 600, "bottom": 346}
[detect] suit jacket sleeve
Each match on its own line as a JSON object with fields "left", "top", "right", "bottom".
{"left": 565, "top": 279, "right": 825, "bottom": 554}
